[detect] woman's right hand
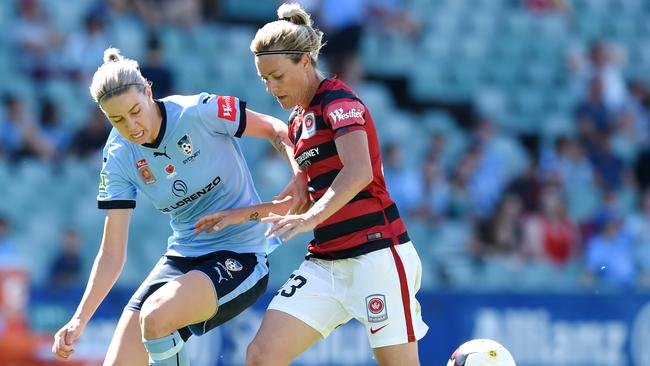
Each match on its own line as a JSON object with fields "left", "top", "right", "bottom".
{"left": 52, "top": 317, "right": 86, "bottom": 361}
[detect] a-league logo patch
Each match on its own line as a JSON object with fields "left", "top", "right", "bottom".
{"left": 302, "top": 112, "right": 317, "bottom": 139}
{"left": 225, "top": 258, "right": 243, "bottom": 271}
{"left": 366, "top": 294, "right": 388, "bottom": 323}
{"left": 177, "top": 135, "right": 193, "bottom": 156}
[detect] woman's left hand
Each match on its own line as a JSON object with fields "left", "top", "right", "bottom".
{"left": 262, "top": 212, "right": 318, "bottom": 242}
{"left": 275, "top": 171, "right": 311, "bottom": 214}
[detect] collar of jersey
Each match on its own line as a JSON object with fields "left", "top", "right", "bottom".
{"left": 142, "top": 100, "right": 167, "bottom": 149}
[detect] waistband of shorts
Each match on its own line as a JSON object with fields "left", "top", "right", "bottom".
{"left": 306, "top": 231, "right": 410, "bottom": 261}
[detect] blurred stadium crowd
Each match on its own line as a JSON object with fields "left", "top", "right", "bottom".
{"left": 1, "top": 0, "right": 650, "bottom": 294}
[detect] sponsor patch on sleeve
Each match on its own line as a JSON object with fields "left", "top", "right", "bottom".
{"left": 216, "top": 95, "right": 237, "bottom": 122}
{"left": 325, "top": 100, "right": 365, "bottom": 130}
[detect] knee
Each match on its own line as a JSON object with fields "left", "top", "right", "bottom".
{"left": 140, "top": 301, "right": 174, "bottom": 339}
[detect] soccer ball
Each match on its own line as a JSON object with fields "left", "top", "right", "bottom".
{"left": 446, "top": 339, "right": 516, "bottom": 366}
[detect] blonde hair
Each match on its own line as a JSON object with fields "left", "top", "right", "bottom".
{"left": 89, "top": 47, "right": 148, "bottom": 104}
{"left": 250, "top": 3, "right": 324, "bottom": 64}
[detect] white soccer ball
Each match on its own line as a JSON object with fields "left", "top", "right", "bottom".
{"left": 446, "top": 339, "right": 516, "bottom": 366}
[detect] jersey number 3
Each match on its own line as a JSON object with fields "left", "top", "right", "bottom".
{"left": 279, "top": 274, "right": 307, "bottom": 298}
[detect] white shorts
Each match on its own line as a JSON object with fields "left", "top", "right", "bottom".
{"left": 268, "top": 242, "right": 429, "bottom": 348}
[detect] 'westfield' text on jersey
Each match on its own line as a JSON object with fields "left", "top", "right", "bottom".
{"left": 328, "top": 108, "right": 363, "bottom": 124}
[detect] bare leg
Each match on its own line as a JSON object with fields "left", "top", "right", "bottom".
{"left": 139, "top": 270, "right": 218, "bottom": 339}
{"left": 373, "top": 342, "right": 420, "bottom": 366}
{"left": 104, "top": 309, "right": 148, "bottom": 366}
{"left": 246, "top": 310, "right": 322, "bottom": 366}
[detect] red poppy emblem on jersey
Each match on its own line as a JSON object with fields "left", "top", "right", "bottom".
{"left": 217, "top": 96, "right": 237, "bottom": 122}
{"left": 165, "top": 164, "right": 175, "bottom": 174}
{"left": 368, "top": 298, "right": 384, "bottom": 314}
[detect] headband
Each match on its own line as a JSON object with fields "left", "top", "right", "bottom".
{"left": 254, "top": 50, "right": 310, "bottom": 56}
{"left": 98, "top": 83, "right": 146, "bottom": 102}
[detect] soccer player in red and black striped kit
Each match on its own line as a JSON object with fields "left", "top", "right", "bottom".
{"left": 195, "top": 3, "right": 428, "bottom": 365}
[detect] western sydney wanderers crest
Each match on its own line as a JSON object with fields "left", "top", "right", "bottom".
{"left": 366, "top": 294, "right": 388, "bottom": 323}
{"left": 136, "top": 159, "right": 156, "bottom": 185}
{"left": 302, "top": 112, "right": 317, "bottom": 139}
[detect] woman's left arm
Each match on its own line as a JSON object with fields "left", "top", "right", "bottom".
{"left": 264, "top": 130, "right": 373, "bottom": 241}
{"left": 243, "top": 109, "right": 309, "bottom": 213}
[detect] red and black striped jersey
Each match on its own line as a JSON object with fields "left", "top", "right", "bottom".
{"left": 289, "top": 79, "right": 409, "bottom": 260}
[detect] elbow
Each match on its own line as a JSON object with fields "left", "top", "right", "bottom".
{"left": 358, "top": 166, "right": 374, "bottom": 188}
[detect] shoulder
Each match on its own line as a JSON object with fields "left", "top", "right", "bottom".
{"left": 102, "top": 129, "right": 134, "bottom": 164}
{"left": 160, "top": 93, "right": 205, "bottom": 112}
{"left": 318, "top": 79, "right": 364, "bottom": 109}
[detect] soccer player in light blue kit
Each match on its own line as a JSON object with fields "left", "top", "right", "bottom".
{"left": 52, "top": 47, "right": 308, "bottom": 366}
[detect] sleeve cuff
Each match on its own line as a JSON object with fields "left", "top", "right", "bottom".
{"left": 235, "top": 100, "right": 247, "bottom": 138}
{"left": 333, "top": 125, "right": 365, "bottom": 138}
{"left": 98, "top": 200, "right": 136, "bottom": 209}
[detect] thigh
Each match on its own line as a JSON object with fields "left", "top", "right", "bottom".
{"left": 142, "top": 251, "right": 269, "bottom": 337}
{"left": 104, "top": 309, "right": 148, "bottom": 366}
{"left": 250, "top": 309, "right": 323, "bottom": 363}
{"left": 267, "top": 259, "right": 351, "bottom": 338}
{"left": 141, "top": 270, "right": 218, "bottom": 337}
{"left": 346, "top": 243, "right": 429, "bottom": 348}
{"left": 373, "top": 342, "right": 420, "bottom": 366}
{"left": 191, "top": 252, "right": 269, "bottom": 335}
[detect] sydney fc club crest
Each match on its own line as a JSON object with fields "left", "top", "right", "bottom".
{"left": 366, "top": 294, "right": 388, "bottom": 323}
{"left": 225, "top": 258, "right": 243, "bottom": 272}
{"left": 177, "top": 135, "right": 193, "bottom": 156}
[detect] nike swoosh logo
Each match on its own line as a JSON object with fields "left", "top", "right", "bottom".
{"left": 370, "top": 324, "right": 388, "bottom": 334}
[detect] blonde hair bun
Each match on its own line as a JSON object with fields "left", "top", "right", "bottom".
{"left": 277, "top": 3, "right": 311, "bottom": 26}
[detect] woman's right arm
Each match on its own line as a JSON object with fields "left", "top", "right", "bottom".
{"left": 194, "top": 196, "right": 297, "bottom": 234}
{"left": 52, "top": 208, "right": 132, "bottom": 361}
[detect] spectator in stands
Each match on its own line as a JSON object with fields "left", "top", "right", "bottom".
{"left": 545, "top": 137, "right": 595, "bottom": 191}
{"left": 473, "top": 193, "right": 525, "bottom": 259}
{"left": 584, "top": 210, "right": 636, "bottom": 287}
{"left": 39, "top": 99, "right": 73, "bottom": 159}
{"left": 0, "top": 94, "right": 55, "bottom": 160}
{"left": 62, "top": 13, "right": 109, "bottom": 83}
{"left": 140, "top": 34, "right": 173, "bottom": 98}
{"left": 48, "top": 229, "right": 83, "bottom": 289}
{"left": 69, "top": 108, "right": 111, "bottom": 161}
{"left": 382, "top": 141, "right": 423, "bottom": 218}
{"left": 468, "top": 119, "right": 527, "bottom": 218}
{"left": 521, "top": 184, "right": 579, "bottom": 266}
{"left": 618, "top": 79, "right": 650, "bottom": 148}
{"left": 447, "top": 150, "right": 477, "bottom": 220}
{"left": 135, "top": 0, "right": 202, "bottom": 29}
{"left": 411, "top": 154, "right": 450, "bottom": 221}
{"left": 588, "top": 133, "right": 625, "bottom": 191}
{"left": 11, "top": 0, "right": 65, "bottom": 80}
{"left": 575, "top": 77, "right": 613, "bottom": 150}
{"left": 507, "top": 157, "right": 543, "bottom": 214}
{"left": 568, "top": 40, "right": 627, "bottom": 114}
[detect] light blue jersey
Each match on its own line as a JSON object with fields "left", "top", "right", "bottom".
{"left": 97, "top": 93, "right": 281, "bottom": 256}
